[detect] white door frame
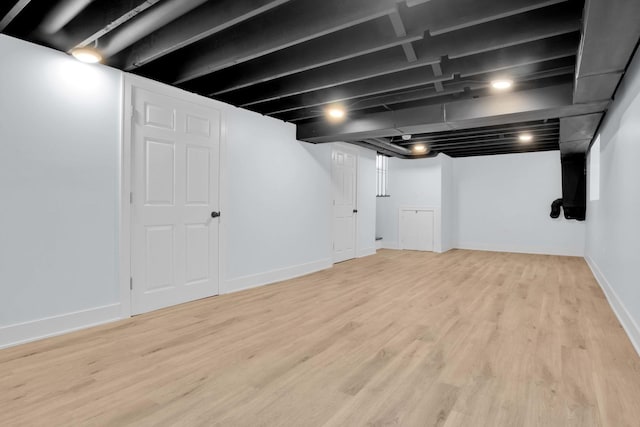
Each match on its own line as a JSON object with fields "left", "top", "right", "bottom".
{"left": 398, "top": 206, "right": 437, "bottom": 251}
{"left": 330, "top": 142, "right": 359, "bottom": 263}
{"left": 119, "top": 74, "right": 226, "bottom": 318}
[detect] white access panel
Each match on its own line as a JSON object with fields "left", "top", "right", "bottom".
{"left": 130, "top": 85, "right": 220, "bottom": 315}
{"left": 399, "top": 208, "right": 435, "bottom": 251}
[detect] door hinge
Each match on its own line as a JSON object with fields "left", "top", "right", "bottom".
{"left": 130, "top": 277, "right": 133, "bottom": 290}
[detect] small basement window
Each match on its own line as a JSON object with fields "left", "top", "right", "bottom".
{"left": 376, "top": 154, "right": 389, "bottom": 197}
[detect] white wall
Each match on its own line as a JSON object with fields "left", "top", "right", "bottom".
{"left": 376, "top": 156, "right": 444, "bottom": 251}
{"left": 0, "top": 36, "right": 122, "bottom": 336}
{"left": 0, "top": 35, "right": 380, "bottom": 347}
{"left": 585, "top": 48, "right": 640, "bottom": 355}
{"left": 220, "top": 105, "right": 333, "bottom": 293}
{"left": 454, "top": 151, "right": 585, "bottom": 256}
{"left": 440, "top": 155, "right": 455, "bottom": 252}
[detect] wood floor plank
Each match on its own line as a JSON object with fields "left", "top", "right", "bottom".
{"left": 1, "top": 249, "right": 639, "bottom": 426}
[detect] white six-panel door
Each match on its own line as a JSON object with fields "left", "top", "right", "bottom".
{"left": 131, "top": 85, "right": 220, "bottom": 315}
{"left": 332, "top": 147, "right": 357, "bottom": 263}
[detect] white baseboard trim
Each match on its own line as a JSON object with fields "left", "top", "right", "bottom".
{"left": 381, "top": 241, "right": 399, "bottom": 250}
{"left": 0, "top": 303, "right": 122, "bottom": 350}
{"left": 585, "top": 256, "right": 640, "bottom": 358}
{"left": 223, "top": 258, "right": 333, "bottom": 295}
{"left": 357, "top": 247, "right": 377, "bottom": 258}
{"left": 375, "top": 240, "right": 383, "bottom": 250}
{"left": 455, "top": 242, "right": 584, "bottom": 257}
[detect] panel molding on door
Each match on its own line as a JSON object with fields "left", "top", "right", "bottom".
{"left": 130, "top": 83, "right": 221, "bottom": 315}
{"left": 399, "top": 207, "right": 435, "bottom": 251}
{"left": 331, "top": 146, "right": 358, "bottom": 263}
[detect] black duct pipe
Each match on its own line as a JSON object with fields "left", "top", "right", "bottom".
{"left": 560, "top": 153, "right": 586, "bottom": 221}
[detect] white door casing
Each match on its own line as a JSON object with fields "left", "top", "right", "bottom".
{"left": 399, "top": 208, "right": 434, "bottom": 251}
{"left": 332, "top": 147, "right": 357, "bottom": 263}
{"left": 130, "top": 85, "right": 220, "bottom": 315}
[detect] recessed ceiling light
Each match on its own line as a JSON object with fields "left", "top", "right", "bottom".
{"left": 491, "top": 79, "right": 513, "bottom": 90}
{"left": 402, "top": 134, "right": 412, "bottom": 140}
{"left": 519, "top": 133, "right": 534, "bottom": 143}
{"left": 326, "top": 106, "right": 346, "bottom": 121}
{"left": 71, "top": 47, "right": 102, "bottom": 63}
{"left": 413, "top": 144, "right": 427, "bottom": 153}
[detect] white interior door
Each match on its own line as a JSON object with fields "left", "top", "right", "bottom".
{"left": 131, "top": 85, "right": 220, "bottom": 315}
{"left": 400, "top": 209, "right": 434, "bottom": 251}
{"left": 332, "top": 147, "right": 357, "bottom": 263}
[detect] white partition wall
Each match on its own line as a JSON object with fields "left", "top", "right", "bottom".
{"left": 453, "top": 151, "right": 585, "bottom": 256}
{"left": 0, "top": 35, "right": 123, "bottom": 346}
{"left": 585, "top": 48, "right": 640, "bottom": 355}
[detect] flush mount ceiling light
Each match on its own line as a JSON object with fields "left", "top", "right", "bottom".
{"left": 402, "top": 134, "right": 412, "bottom": 140}
{"left": 519, "top": 133, "right": 534, "bottom": 143}
{"left": 326, "top": 105, "right": 346, "bottom": 122}
{"left": 491, "top": 79, "right": 513, "bottom": 90}
{"left": 413, "top": 144, "right": 427, "bottom": 153}
{"left": 70, "top": 47, "right": 102, "bottom": 63}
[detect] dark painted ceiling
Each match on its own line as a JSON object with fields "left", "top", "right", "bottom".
{"left": 2, "top": 0, "right": 639, "bottom": 157}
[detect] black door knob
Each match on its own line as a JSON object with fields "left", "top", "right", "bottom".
{"left": 353, "top": 209, "right": 358, "bottom": 213}
{"left": 211, "top": 211, "right": 221, "bottom": 218}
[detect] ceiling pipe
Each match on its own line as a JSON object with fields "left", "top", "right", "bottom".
{"left": 362, "top": 138, "right": 412, "bottom": 156}
{"left": 72, "top": 0, "right": 162, "bottom": 49}
{"left": 0, "top": 0, "right": 32, "bottom": 32}
{"left": 98, "top": 0, "right": 208, "bottom": 58}
{"left": 38, "top": 0, "right": 95, "bottom": 35}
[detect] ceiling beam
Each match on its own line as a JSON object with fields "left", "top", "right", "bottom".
{"left": 573, "top": 0, "right": 640, "bottom": 103}
{"left": 224, "top": 47, "right": 439, "bottom": 107}
{"left": 187, "top": 0, "right": 578, "bottom": 97}
{"left": 111, "top": 0, "right": 292, "bottom": 70}
{"left": 278, "top": 66, "right": 575, "bottom": 123}
{"left": 253, "top": 35, "right": 577, "bottom": 116}
{"left": 48, "top": 0, "right": 161, "bottom": 51}
{"left": 212, "top": 3, "right": 579, "bottom": 103}
{"left": 38, "top": 0, "right": 94, "bottom": 35}
{"left": 417, "top": 2, "right": 581, "bottom": 60}
{"left": 70, "top": 0, "right": 161, "bottom": 50}
{"left": 444, "top": 144, "right": 560, "bottom": 157}
{"left": 387, "top": 8, "right": 417, "bottom": 63}
{"left": 0, "top": 0, "right": 32, "bottom": 32}
{"left": 296, "top": 83, "right": 609, "bottom": 143}
{"left": 97, "top": 0, "right": 207, "bottom": 57}
{"left": 168, "top": 0, "right": 398, "bottom": 84}
{"left": 182, "top": 18, "right": 423, "bottom": 96}
{"left": 400, "top": 0, "right": 568, "bottom": 36}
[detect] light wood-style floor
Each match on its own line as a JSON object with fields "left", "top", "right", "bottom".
{"left": 2, "top": 250, "right": 640, "bottom": 426}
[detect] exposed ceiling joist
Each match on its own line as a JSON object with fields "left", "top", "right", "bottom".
{"left": 277, "top": 67, "right": 576, "bottom": 123}
{"left": 574, "top": 0, "right": 640, "bottom": 104}
{"left": 400, "top": 0, "right": 568, "bottom": 36}
{"left": 0, "top": 0, "right": 32, "bottom": 32}
{"left": 225, "top": 47, "right": 440, "bottom": 107}
{"left": 296, "top": 83, "right": 609, "bottom": 143}
{"left": 112, "top": 0, "right": 292, "bottom": 70}
{"left": 195, "top": 1, "right": 578, "bottom": 99}
{"left": 38, "top": 0, "right": 94, "bottom": 35}
{"left": 184, "top": 18, "right": 424, "bottom": 96}
{"left": 47, "top": 0, "right": 162, "bottom": 51}
{"left": 424, "top": 2, "right": 581, "bottom": 59}
{"left": 169, "top": 0, "right": 398, "bottom": 84}
{"left": 98, "top": 0, "right": 207, "bottom": 57}
{"left": 254, "top": 35, "right": 577, "bottom": 116}
{"left": 71, "top": 0, "right": 162, "bottom": 50}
